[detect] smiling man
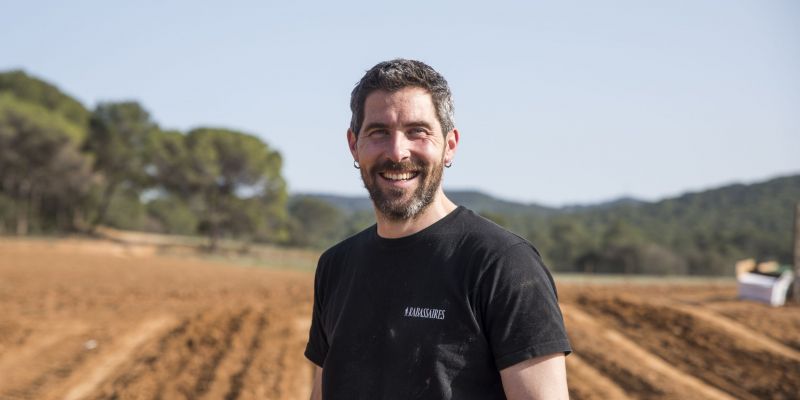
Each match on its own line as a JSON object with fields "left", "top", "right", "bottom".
{"left": 305, "top": 59, "right": 571, "bottom": 399}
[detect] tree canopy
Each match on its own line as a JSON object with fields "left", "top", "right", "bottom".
{"left": 0, "top": 93, "right": 93, "bottom": 234}
{"left": 0, "top": 70, "right": 89, "bottom": 131}
{"left": 0, "top": 69, "right": 291, "bottom": 248}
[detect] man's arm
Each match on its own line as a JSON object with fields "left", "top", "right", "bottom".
{"left": 310, "top": 366, "right": 323, "bottom": 400}
{"left": 500, "top": 352, "right": 568, "bottom": 400}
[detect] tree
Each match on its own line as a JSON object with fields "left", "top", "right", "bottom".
{"left": 599, "top": 219, "right": 645, "bottom": 274}
{"left": 344, "top": 209, "right": 376, "bottom": 237}
{"left": 289, "top": 196, "right": 346, "bottom": 248}
{"left": 546, "top": 216, "right": 593, "bottom": 272}
{"left": 0, "top": 94, "right": 93, "bottom": 234}
{"left": 637, "top": 243, "right": 688, "bottom": 275}
{"left": 0, "top": 70, "right": 89, "bottom": 130}
{"left": 148, "top": 128, "right": 288, "bottom": 249}
{"left": 83, "top": 101, "right": 157, "bottom": 227}
{"left": 145, "top": 195, "right": 198, "bottom": 235}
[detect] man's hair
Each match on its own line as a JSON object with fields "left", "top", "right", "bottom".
{"left": 349, "top": 59, "right": 455, "bottom": 136}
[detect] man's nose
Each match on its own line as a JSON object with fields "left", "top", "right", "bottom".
{"left": 385, "top": 132, "right": 411, "bottom": 162}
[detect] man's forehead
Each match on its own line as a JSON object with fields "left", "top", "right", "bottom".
{"left": 363, "top": 87, "right": 435, "bottom": 115}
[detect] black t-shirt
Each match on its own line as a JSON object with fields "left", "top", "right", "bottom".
{"left": 305, "top": 206, "right": 571, "bottom": 399}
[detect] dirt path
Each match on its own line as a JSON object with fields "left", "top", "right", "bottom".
{"left": 58, "top": 315, "right": 176, "bottom": 400}
{"left": 0, "top": 321, "right": 89, "bottom": 396}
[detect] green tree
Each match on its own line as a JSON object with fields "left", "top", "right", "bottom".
{"left": 637, "top": 243, "right": 688, "bottom": 275}
{"left": 546, "top": 216, "right": 593, "bottom": 272}
{"left": 83, "top": 101, "right": 157, "bottom": 227}
{"left": 344, "top": 209, "right": 376, "bottom": 237}
{"left": 149, "top": 128, "right": 288, "bottom": 249}
{"left": 145, "top": 195, "right": 198, "bottom": 235}
{"left": 598, "top": 219, "right": 645, "bottom": 274}
{"left": 288, "top": 196, "right": 346, "bottom": 248}
{"left": 0, "top": 94, "right": 93, "bottom": 234}
{"left": 0, "top": 70, "right": 89, "bottom": 130}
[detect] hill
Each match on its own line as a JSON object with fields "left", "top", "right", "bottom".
{"left": 293, "top": 173, "right": 800, "bottom": 275}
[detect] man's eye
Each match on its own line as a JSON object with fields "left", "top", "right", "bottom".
{"left": 409, "top": 127, "right": 428, "bottom": 136}
{"left": 369, "top": 130, "right": 388, "bottom": 137}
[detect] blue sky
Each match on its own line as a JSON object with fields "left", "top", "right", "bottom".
{"left": 2, "top": 0, "right": 798, "bottom": 206}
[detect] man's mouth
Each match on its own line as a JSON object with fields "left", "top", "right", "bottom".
{"left": 379, "top": 171, "right": 420, "bottom": 181}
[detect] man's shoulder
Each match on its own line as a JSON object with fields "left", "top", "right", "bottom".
{"left": 452, "top": 207, "right": 540, "bottom": 257}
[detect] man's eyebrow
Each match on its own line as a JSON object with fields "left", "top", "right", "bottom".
{"left": 406, "top": 121, "right": 434, "bottom": 130}
{"left": 362, "top": 122, "right": 390, "bottom": 132}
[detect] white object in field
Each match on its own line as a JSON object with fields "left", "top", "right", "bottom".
{"left": 737, "top": 271, "right": 794, "bottom": 307}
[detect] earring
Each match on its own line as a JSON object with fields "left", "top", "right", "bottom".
{"left": 445, "top": 160, "right": 453, "bottom": 168}
{"left": 353, "top": 160, "right": 360, "bottom": 169}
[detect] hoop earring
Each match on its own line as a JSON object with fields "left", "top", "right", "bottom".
{"left": 353, "top": 160, "right": 360, "bottom": 169}
{"left": 445, "top": 160, "right": 453, "bottom": 168}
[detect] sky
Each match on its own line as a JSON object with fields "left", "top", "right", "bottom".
{"left": 2, "top": 0, "right": 798, "bottom": 206}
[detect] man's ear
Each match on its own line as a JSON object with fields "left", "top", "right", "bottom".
{"left": 444, "top": 128, "right": 459, "bottom": 164}
{"left": 347, "top": 129, "right": 359, "bottom": 161}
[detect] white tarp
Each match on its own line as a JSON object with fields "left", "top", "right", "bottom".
{"left": 737, "top": 271, "right": 794, "bottom": 307}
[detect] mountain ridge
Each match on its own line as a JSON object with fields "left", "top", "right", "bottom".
{"left": 292, "top": 172, "right": 798, "bottom": 215}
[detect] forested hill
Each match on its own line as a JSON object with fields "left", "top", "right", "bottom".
{"left": 299, "top": 174, "right": 798, "bottom": 220}
{"left": 295, "top": 174, "right": 800, "bottom": 275}
{"left": 562, "top": 174, "right": 800, "bottom": 274}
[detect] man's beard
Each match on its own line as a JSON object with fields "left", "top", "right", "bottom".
{"left": 361, "top": 155, "right": 444, "bottom": 221}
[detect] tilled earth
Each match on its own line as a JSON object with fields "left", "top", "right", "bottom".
{"left": 1, "top": 239, "right": 798, "bottom": 399}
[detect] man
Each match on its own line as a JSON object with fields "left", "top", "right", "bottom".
{"left": 305, "top": 59, "right": 571, "bottom": 399}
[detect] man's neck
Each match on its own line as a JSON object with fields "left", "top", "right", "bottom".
{"left": 375, "top": 190, "right": 458, "bottom": 239}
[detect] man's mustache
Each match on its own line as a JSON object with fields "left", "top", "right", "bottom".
{"left": 373, "top": 159, "right": 427, "bottom": 173}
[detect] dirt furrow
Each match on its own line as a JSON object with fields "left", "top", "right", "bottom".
{"left": 86, "top": 308, "right": 237, "bottom": 399}
{"left": 192, "top": 308, "right": 250, "bottom": 397}
{"left": 573, "top": 293, "right": 800, "bottom": 399}
{"left": 195, "top": 306, "right": 264, "bottom": 400}
{"left": 563, "top": 304, "right": 736, "bottom": 400}
{"left": 224, "top": 310, "right": 269, "bottom": 400}
{"left": 660, "top": 300, "right": 800, "bottom": 361}
{"left": 703, "top": 301, "right": 800, "bottom": 352}
{"left": 56, "top": 315, "right": 176, "bottom": 400}
{"left": 83, "top": 317, "right": 192, "bottom": 399}
{"left": 566, "top": 354, "right": 633, "bottom": 400}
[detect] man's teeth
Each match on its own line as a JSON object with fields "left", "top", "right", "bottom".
{"left": 383, "top": 172, "right": 417, "bottom": 181}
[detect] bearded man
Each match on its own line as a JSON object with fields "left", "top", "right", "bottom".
{"left": 305, "top": 59, "right": 571, "bottom": 399}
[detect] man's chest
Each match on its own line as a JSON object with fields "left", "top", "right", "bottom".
{"left": 320, "top": 250, "right": 488, "bottom": 360}
{"left": 314, "top": 238, "right": 509, "bottom": 399}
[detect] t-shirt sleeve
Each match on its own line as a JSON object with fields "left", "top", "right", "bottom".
{"left": 304, "top": 253, "right": 329, "bottom": 367}
{"left": 478, "top": 242, "right": 572, "bottom": 370}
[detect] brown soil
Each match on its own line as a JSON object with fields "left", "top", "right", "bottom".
{"left": 0, "top": 239, "right": 313, "bottom": 400}
{"left": 1, "top": 239, "right": 798, "bottom": 399}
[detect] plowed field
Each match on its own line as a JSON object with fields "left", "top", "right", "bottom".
{"left": 1, "top": 239, "right": 798, "bottom": 399}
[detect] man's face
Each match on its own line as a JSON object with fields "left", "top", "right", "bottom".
{"left": 348, "top": 87, "right": 457, "bottom": 221}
